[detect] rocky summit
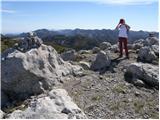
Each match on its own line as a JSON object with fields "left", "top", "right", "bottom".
{"left": 1, "top": 35, "right": 159, "bottom": 119}
{"left": 1, "top": 43, "right": 82, "bottom": 107}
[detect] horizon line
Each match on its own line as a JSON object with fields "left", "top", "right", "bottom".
{"left": 1, "top": 28, "right": 159, "bottom": 35}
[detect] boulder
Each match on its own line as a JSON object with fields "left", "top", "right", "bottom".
{"left": 91, "top": 51, "right": 111, "bottom": 71}
{"left": 133, "top": 37, "right": 159, "bottom": 48}
{"left": 6, "top": 89, "right": 87, "bottom": 119}
{"left": 134, "top": 39, "right": 144, "bottom": 44}
{"left": 92, "top": 47, "right": 100, "bottom": 54}
{"left": 145, "top": 37, "right": 159, "bottom": 46}
{"left": 151, "top": 45, "right": 159, "bottom": 56}
{"left": 79, "top": 61, "right": 90, "bottom": 70}
{"left": 99, "top": 42, "right": 111, "bottom": 50}
{"left": 61, "top": 50, "right": 77, "bottom": 61}
{"left": 133, "top": 43, "right": 143, "bottom": 50}
{"left": 126, "top": 63, "right": 159, "bottom": 88}
{"left": 138, "top": 46, "right": 157, "bottom": 63}
{"left": 110, "top": 44, "right": 119, "bottom": 53}
{"left": 1, "top": 44, "right": 82, "bottom": 102}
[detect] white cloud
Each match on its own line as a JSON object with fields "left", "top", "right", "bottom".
{"left": 2, "top": 0, "right": 158, "bottom": 5}
{"left": 0, "top": 9, "right": 16, "bottom": 13}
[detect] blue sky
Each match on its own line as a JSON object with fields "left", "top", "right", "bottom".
{"left": 1, "top": 0, "right": 159, "bottom": 34}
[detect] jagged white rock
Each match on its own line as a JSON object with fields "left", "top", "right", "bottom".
{"left": 1, "top": 44, "right": 82, "bottom": 101}
{"left": 6, "top": 89, "right": 87, "bottom": 119}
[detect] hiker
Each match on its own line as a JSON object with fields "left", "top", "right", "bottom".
{"left": 116, "top": 18, "right": 130, "bottom": 59}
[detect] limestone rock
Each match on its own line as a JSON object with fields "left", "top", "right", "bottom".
{"left": 133, "top": 43, "right": 143, "bottom": 50}
{"left": 126, "top": 63, "right": 159, "bottom": 87}
{"left": 61, "top": 50, "right": 77, "bottom": 61}
{"left": 17, "top": 32, "right": 43, "bottom": 52}
{"left": 91, "top": 51, "right": 111, "bottom": 71}
{"left": 110, "top": 44, "right": 119, "bottom": 53}
{"left": 92, "top": 47, "right": 100, "bottom": 54}
{"left": 138, "top": 46, "right": 157, "bottom": 63}
{"left": 0, "top": 110, "right": 5, "bottom": 119}
{"left": 133, "top": 79, "right": 145, "bottom": 87}
{"left": 6, "top": 89, "right": 87, "bottom": 119}
{"left": 151, "top": 45, "right": 159, "bottom": 56}
{"left": 1, "top": 44, "right": 82, "bottom": 102}
{"left": 145, "top": 37, "right": 159, "bottom": 46}
{"left": 78, "top": 50, "right": 91, "bottom": 54}
{"left": 99, "top": 42, "right": 111, "bottom": 50}
{"left": 79, "top": 61, "right": 90, "bottom": 70}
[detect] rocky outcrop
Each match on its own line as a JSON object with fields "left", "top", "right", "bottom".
{"left": 61, "top": 50, "right": 77, "bottom": 61}
{"left": 134, "top": 37, "right": 159, "bottom": 47}
{"left": 138, "top": 46, "right": 157, "bottom": 63}
{"left": 6, "top": 89, "right": 87, "bottom": 119}
{"left": 145, "top": 37, "right": 159, "bottom": 46}
{"left": 17, "top": 32, "right": 43, "bottom": 52}
{"left": 151, "top": 45, "right": 159, "bottom": 56}
{"left": 125, "top": 63, "right": 159, "bottom": 88}
{"left": 110, "top": 44, "right": 119, "bottom": 53}
{"left": 92, "top": 47, "right": 100, "bottom": 54}
{"left": 91, "top": 51, "right": 111, "bottom": 71}
{"left": 99, "top": 42, "right": 111, "bottom": 50}
{"left": 133, "top": 43, "right": 143, "bottom": 50}
{"left": 79, "top": 61, "right": 90, "bottom": 70}
{"left": 1, "top": 44, "right": 82, "bottom": 103}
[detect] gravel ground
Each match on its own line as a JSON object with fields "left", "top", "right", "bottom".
{"left": 63, "top": 50, "right": 159, "bottom": 119}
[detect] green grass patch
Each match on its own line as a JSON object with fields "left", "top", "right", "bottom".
{"left": 91, "top": 95, "right": 102, "bottom": 101}
{"left": 44, "top": 41, "right": 71, "bottom": 53}
{"left": 134, "top": 100, "right": 144, "bottom": 113}
{"left": 112, "top": 84, "right": 127, "bottom": 94}
{"left": 1, "top": 39, "right": 18, "bottom": 53}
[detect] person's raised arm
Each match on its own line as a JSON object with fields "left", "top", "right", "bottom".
{"left": 115, "top": 23, "right": 121, "bottom": 30}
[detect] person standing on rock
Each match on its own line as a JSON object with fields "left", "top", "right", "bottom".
{"left": 116, "top": 19, "right": 130, "bottom": 59}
